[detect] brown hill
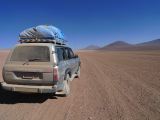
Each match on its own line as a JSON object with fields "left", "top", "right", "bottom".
{"left": 137, "top": 39, "right": 160, "bottom": 46}
{"left": 82, "top": 45, "right": 100, "bottom": 50}
{"left": 134, "top": 39, "right": 160, "bottom": 50}
{"left": 100, "top": 41, "right": 134, "bottom": 50}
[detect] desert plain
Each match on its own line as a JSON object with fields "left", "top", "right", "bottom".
{"left": 0, "top": 50, "right": 160, "bottom": 120}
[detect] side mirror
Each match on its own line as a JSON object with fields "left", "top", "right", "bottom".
{"left": 74, "top": 54, "right": 78, "bottom": 58}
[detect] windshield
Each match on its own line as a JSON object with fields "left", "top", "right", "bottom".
{"left": 10, "top": 46, "right": 50, "bottom": 62}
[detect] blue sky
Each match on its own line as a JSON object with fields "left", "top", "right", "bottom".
{"left": 0, "top": 0, "right": 160, "bottom": 49}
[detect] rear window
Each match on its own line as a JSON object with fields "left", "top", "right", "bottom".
{"left": 10, "top": 46, "right": 50, "bottom": 62}
{"left": 56, "top": 47, "right": 66, "bottom": 62}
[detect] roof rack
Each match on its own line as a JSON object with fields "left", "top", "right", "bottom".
{"left": 18, "top": 38, "right": 67, "bottom": 45}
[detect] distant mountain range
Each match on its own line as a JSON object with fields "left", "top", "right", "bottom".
{"left": 82, "top": 39, "right": 160, "bottom": 51}
{"left": 82, "top": 45, "right": 100, "bottom": 50}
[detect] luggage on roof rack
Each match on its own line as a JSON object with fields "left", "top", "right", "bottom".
{"left": 19, "top": 25, "right": 66, "bottom": 45}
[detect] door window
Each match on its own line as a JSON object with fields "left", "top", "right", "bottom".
{"left": 65, "top": 47, "right": 74, "bottom": 59}
{"left": 68, "top": 48, "right": 74, "bottom": 59}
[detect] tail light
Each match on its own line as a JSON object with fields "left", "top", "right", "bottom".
{"left": 53, "top": 66, "right": 59, "bottom": 81}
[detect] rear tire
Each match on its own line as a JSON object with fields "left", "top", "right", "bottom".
{"left": 77, "top": 66, "right": 80, "bottom": 78}
{"left": 62, "top": 74, "right": 70, "bottom": 97}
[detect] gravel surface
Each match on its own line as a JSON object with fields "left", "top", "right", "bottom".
{"left": 0, "top": 50, "right": 160, "bottom": 120}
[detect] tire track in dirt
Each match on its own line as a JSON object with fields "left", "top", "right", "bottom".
{"left": 94, "top": 53, "right": 160, "bottom": 119}
{"left": 80, "top": 51, "right": 160, "bottom": 120}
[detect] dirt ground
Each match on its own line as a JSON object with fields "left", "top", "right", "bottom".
{"left": 0, "top": 50, "right": 160, "bottom": 120}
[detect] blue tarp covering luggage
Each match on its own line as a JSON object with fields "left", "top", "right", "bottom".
{"left": 19, "top": 25, "right": 65, "bottom": 40}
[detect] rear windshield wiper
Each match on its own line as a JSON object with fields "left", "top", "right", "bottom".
{"left": 28, "top": 58, "right": 47, "bottom": 61}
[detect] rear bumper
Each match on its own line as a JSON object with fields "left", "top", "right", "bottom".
{"left": 1, "top": 82, "right": 57, "bottom": 93}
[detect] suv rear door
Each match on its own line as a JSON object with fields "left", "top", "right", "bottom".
{"left": 3, "top": 45, "right": 55, "bottom": 85}
{"left": 55, "top": 47, "right": 67, "bottom": 81}
{"left": 64, "top": 47, "right": 77, "bottom": 76}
